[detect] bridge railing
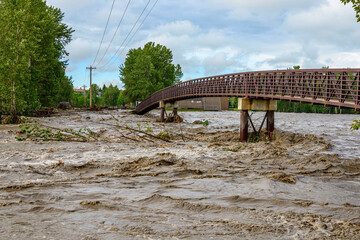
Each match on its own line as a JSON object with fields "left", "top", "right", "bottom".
{"left": 135, "top": 69, "right": 360, "bottom": 114}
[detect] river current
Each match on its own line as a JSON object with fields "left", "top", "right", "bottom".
{"left": 0, "top": 110, "right": 359, "bottom": 239}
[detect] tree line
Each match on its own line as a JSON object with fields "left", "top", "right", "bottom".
{"left": 0, "top": 0, "right": 74, "bottom": 119}
{"left": 72, "top": 84, "right": 125, "bottom": 108}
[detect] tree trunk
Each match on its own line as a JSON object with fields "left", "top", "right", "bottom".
{"left": 11, "top": 79, "right": 16, "bottom": 116}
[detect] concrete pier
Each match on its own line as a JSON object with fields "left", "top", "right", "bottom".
{"left": 238, "top": 98, "right": 277, "bottom": 142}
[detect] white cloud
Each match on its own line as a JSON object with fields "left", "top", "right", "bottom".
{"left": 155, "top": 21, "right": 199, "bottom": 36}
{"left": 209, "top": 0, "right": 322, "bottom": 10}
{"left": 65, "top": 65, "right": 78, "bottom": 73}
{"left": 284, "top": 0, "right": 360, "bottom": 47}
{"left": 135, "top": 21, "right": 242, "bottom": 77}
{"left": 46, "top": 0, "right": 360, "bottom": 88}
{"left": 320, "top": 52, "right": 360, "bottom": 68}
{"left": 203, "top": 52, "right": 238, "bottom": 75}
{"left": 207, "top": 0, "right": 326, "bottom": 21}
{"left": 266, "top": 51, "right": 302, "bottom": 68}
{"left": 46, "top": 0, "right": 96, "bottom": 10}
{"left": 111, "top": 79, "right": 122, "bottom": 89}
{"left": 98, "top": 79, "right": 123, "bottom": 90}
{"left": 67, "top": 38, "right": 98, "bottom": 63}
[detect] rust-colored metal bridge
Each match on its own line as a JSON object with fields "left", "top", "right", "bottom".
{"left": 135, "top": 69, "right": 360, "bottom": 114}
{"left": 135, "top": 69, "right": 360, "bottom": 141}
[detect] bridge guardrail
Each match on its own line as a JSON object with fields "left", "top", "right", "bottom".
{"left": 135, "top": 69, "right": 360, "bottom": 114}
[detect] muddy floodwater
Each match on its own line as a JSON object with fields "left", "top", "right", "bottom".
{"left": 0, "top": 110, "right": 359, "bottom": 239}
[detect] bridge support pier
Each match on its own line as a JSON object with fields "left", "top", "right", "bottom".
{"left": 160, "top": 108, "right": 165, "bottom": 122}
{"left": 267, "top": 110, "right": 275, "bottom": 139}
{"left": 159, "top": 101, "right": 166, "bottom": 122}
{"left": 159, "top": 101, "right": 179, "bottom": 122}
{"left": 238, "top": 98, "right": 277, "bottom": 142}
{"left": 240, "top": 110, "right": 249, "bottom": 142}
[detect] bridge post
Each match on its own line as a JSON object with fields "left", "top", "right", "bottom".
{"left": 267, "top": 111, "right": 275, "bottom": 139}
{"left": 159, "top": 101, "right": 165, "bottom": 122}
{"left": 240, "top": 110, "right": 249, "bottom": 142}
{"left": 173, "top": 102, "right": 178, "bottom": 117}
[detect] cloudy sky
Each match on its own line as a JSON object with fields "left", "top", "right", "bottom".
{"left": 46, "top": 0, "right": 360, "bottom": 89}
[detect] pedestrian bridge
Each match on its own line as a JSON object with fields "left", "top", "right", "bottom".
{"left": 135, "top": 69, "right": 360, "bottom": 141}
{"left": 135, "top": 69, "right": 360, "bottom": 114}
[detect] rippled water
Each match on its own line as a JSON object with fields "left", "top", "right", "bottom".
{"left": 183, "top": 111, "right": 360, "bottom": 159}
{"left": 0, "top": 110, "right": 359, "bottom": 239}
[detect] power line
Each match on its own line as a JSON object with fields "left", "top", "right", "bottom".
{"left": 103, "top": 0, "right": 159, "bottom": 71}
{"left": 98, "top": 0, "right": 151, "bottom": 69}
{"left": 94, "top": 0, "right": 132, "bottom": 68}
{"left": 97, "top": 0, "right": 152, "bottom": 70}
{"left": 92, "top": 0, "right": 116, "bottom": 66}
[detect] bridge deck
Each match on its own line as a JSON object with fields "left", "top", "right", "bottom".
{"left": 135, "top": 69, "right": 360, "bottom": 114}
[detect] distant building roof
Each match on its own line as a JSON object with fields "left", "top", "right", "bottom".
{"left": 74, "top": 89, "right": 85, "bottom": 94}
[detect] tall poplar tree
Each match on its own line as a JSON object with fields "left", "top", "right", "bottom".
{"left": 119, "top": 42, "right": 183, "bottom": 103}
{"left": 0, "top": 0, "right": 73, "bottom": 117}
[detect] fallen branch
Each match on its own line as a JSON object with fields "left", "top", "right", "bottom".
{"left": 109, "top": 113, "right": 171, "bottom": 142}
{"left": 16, "top": 120, "right": 97, "bottom": 142}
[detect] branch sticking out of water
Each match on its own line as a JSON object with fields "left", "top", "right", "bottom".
{"left": 109, "top": 113, "right": 172, "bottom": 143}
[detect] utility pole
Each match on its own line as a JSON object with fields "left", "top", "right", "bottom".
{"left": 86, "top": 66, "right": 96, "bottom": 108}
{"left": 83, "top": 85, "right": 87, "bottom": 107}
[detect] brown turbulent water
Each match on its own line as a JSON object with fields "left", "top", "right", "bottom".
{"left": 0, "top": 110, "right": 359, "bottom": 240}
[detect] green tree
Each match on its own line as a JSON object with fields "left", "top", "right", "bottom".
{"left": 103, "top": 84, "right": 120, "bottom": 106}
{"left": 57, "top": 76, "right": 73, "bottom": 102}
{"left": 341, "top": 0, "right": 360, "bottom": 22}
{"left": 117, "top": 91, "right": 125, "bottom": 106}
{"left": 287, "top": 66, "right": 300, "bottom": 70}
{"left": 0, "top": 0, "right": 73, "bottom": 116}
{"left": 72, "top": 92, "right": 82, "bottom": 107}
{"left": 31, "top": 6, "right": 74, "bottom": 107}
{"left": 86, "top": 84, "right": 100, "bottom": 107}
{"left": 101, "top": 84, "right": 108, "bottom": 97}
{"left": 0, "top": 0, "right": 35, "bottom": 115}
{"left": 119, "top": 42, "right": 183, "bottom": 103}
{"left": 229, "top": 97, "right": 238, "bottom": 109}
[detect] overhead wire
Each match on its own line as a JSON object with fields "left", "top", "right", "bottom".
{"left": 103, "top": 0, "right": 159, "bottom": 71}
{"left": 92, "top": 0, "right": 116, "bottom": 66}
{"left": 97, "top": 0, "right": 152, "bottom": 70}
{"left": 94, "top": 0, "right": 132, "bottom": 68}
